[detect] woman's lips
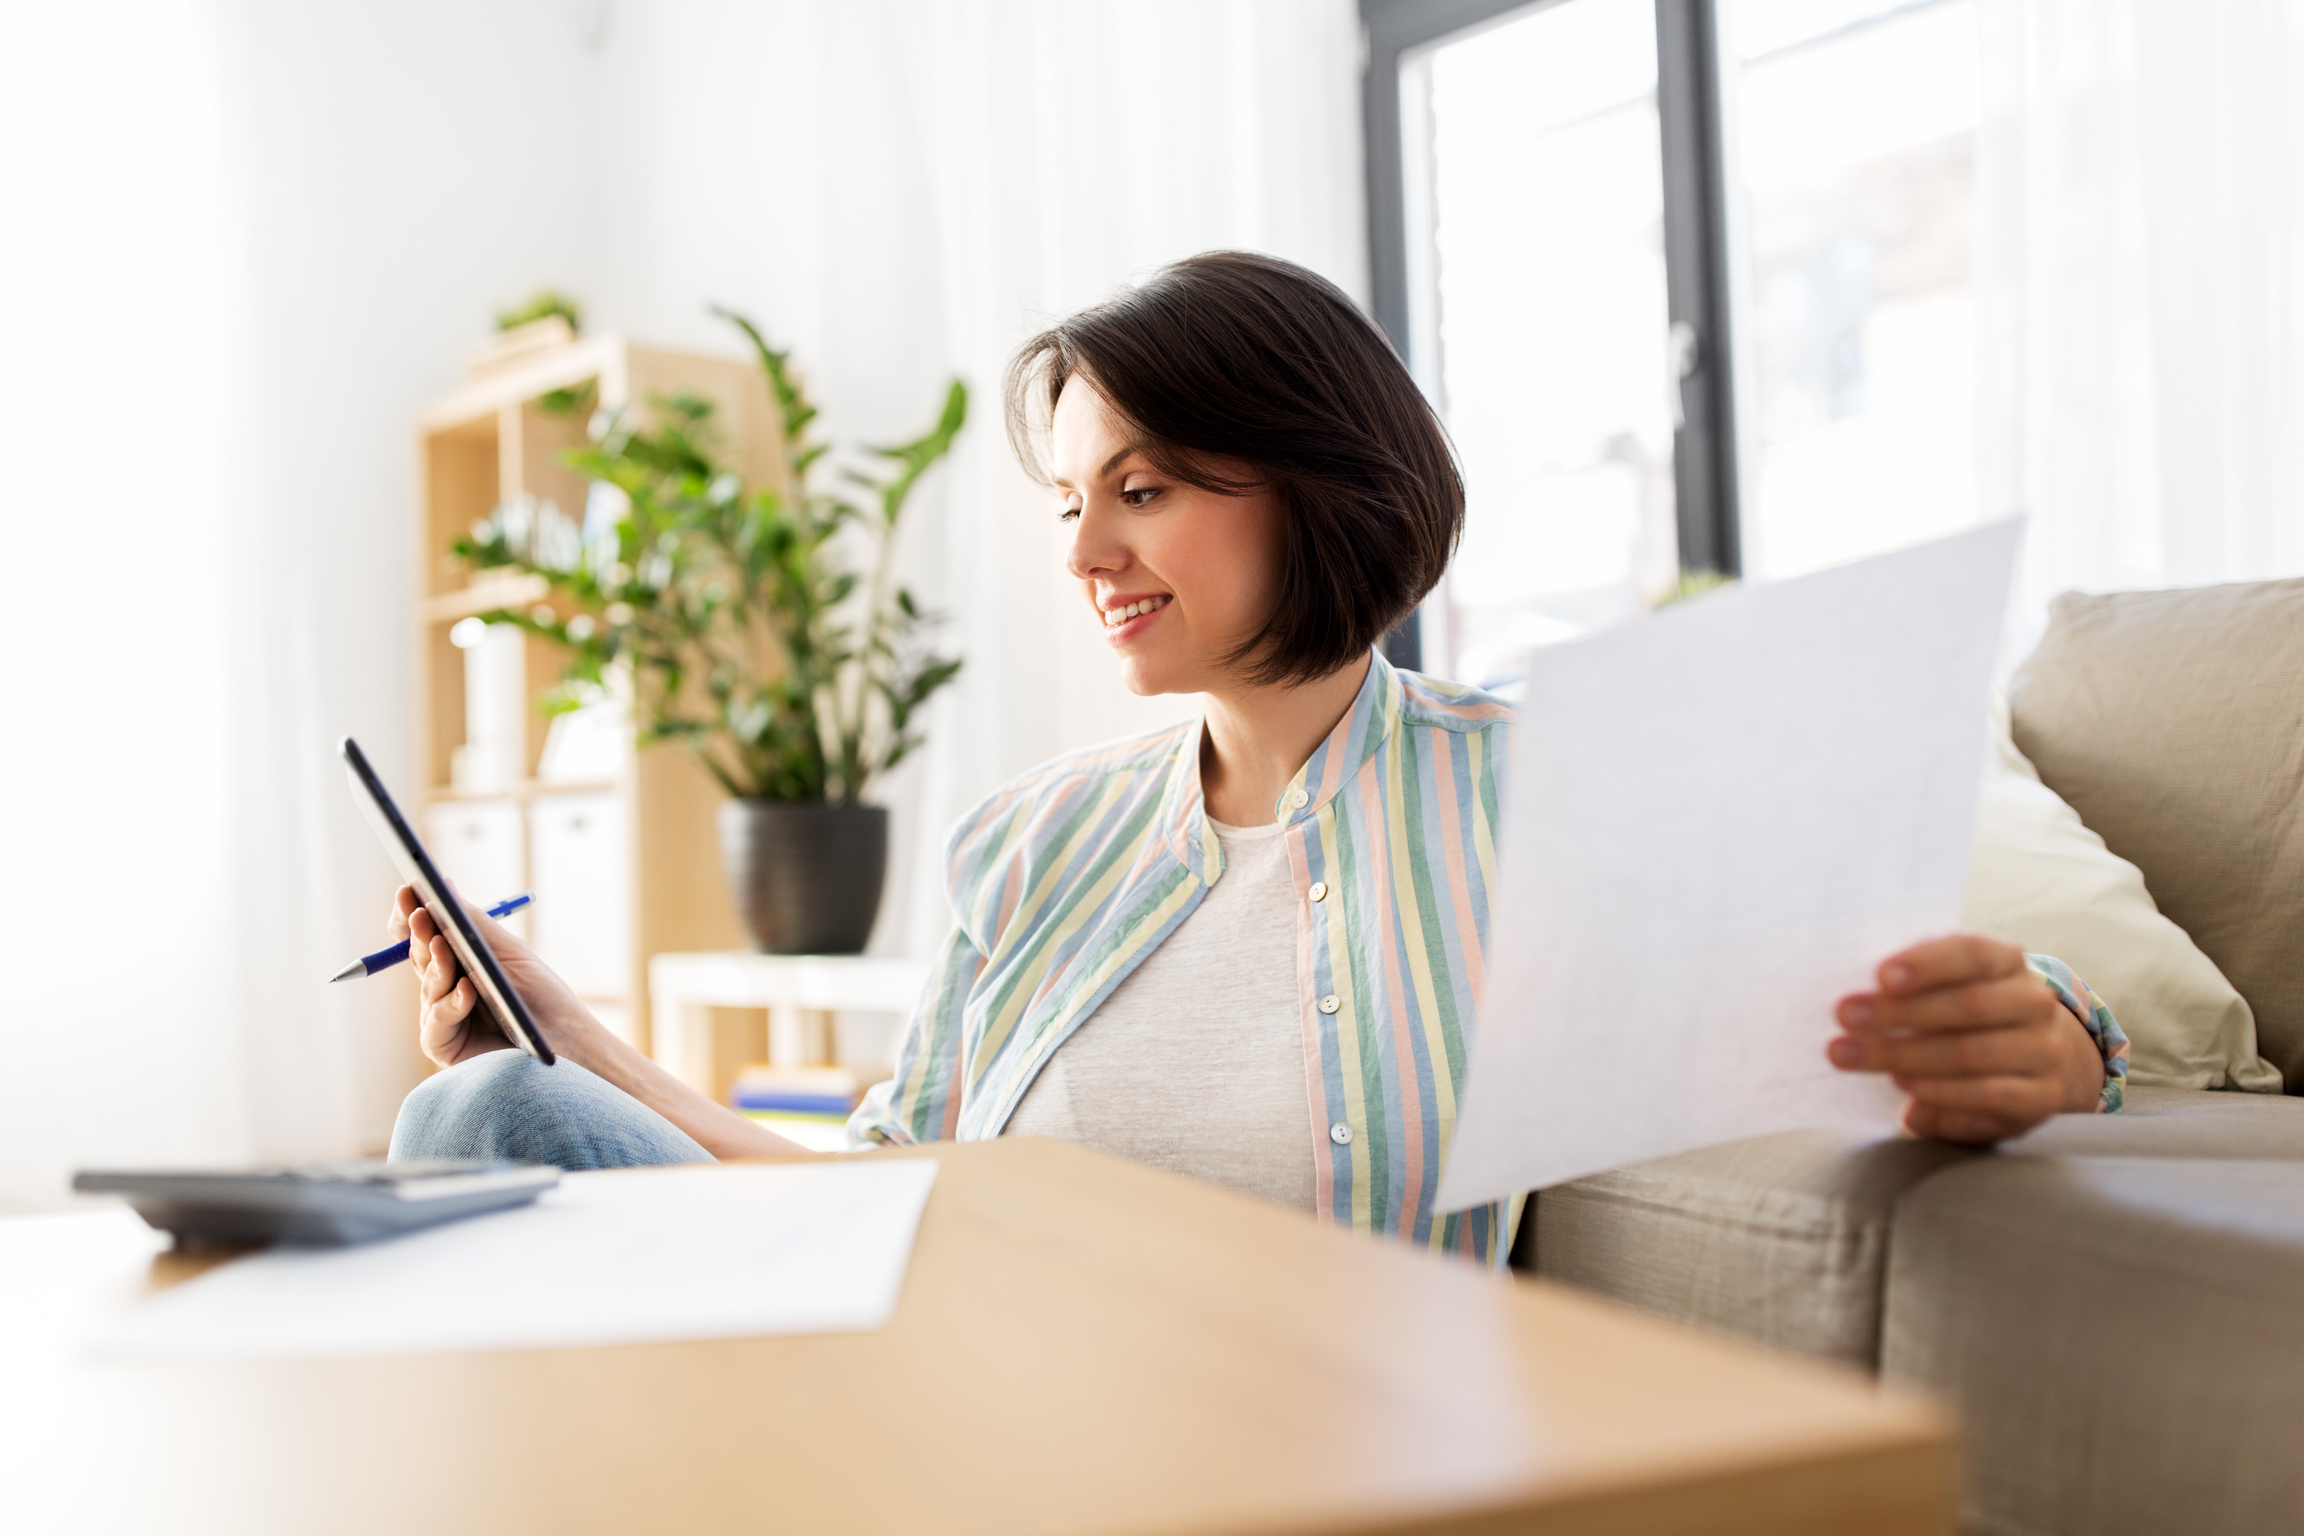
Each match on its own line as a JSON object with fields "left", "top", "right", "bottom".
{"left": 1101, "top": 594, "right": 1171, "bottom": 646}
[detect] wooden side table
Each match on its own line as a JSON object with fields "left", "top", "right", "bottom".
{"left": 647, "top": 951, "right": 928, "bottom": 1106}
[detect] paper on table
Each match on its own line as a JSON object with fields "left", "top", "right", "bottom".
{"left": 90, "top": 1158, "right": 938, "bottom": 1359}
{"left": 1436, "top": 523, "right": 2020, "bottom": 1212}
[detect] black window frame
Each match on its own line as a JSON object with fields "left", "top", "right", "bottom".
{"left": 1363, "top": 0, "right": 1743, "bottom": 672}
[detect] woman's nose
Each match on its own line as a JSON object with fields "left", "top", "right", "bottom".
{"left": 1064, "top": 503, "right": 1127, "bottom": 582}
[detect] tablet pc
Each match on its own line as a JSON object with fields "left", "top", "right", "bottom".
{"left": 339, "top": 736, "right": 555, "bottom": 1065}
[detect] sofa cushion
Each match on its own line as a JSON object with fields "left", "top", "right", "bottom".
{"left": 1884, "top": 1133, "right": 2304, "bottom": 1533}
{"left": 1966, "top": 698, "right": 2281, "bottom": 1092}
{"left": 2008, "top": 578, "right": 2304, "bottom": 1090}
{"left": 1528, "top": 1130, "right": 1975, "bottom": 1366}
{"left": 2009, "top": 1082, "right": 2304, "bottom": 1158}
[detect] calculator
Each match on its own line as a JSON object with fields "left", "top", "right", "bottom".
{"left": 74, "top": 1160, "right": 560, "bottom": 1248}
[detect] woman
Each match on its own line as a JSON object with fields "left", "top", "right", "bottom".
{"left": 391, "top": 252, "right": 2127, "bottom": 1267}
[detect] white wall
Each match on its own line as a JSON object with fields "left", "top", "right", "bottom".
{"left": 0, "top": 0, "right": 1366, "bottom": 1210}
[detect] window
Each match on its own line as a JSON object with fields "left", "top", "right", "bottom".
{"left": 1407, "top": 0, "right": 1680, "bottom": 686}
{"left": 1368, "top": 0, "right": 1738, "bottom": 685}
{"left": 1366, "top": 0, "right": 1983, "bottom": 681}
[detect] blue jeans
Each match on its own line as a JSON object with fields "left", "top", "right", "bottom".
{"left": 388, "top": 1050, "right": 714, "bottom": 1170}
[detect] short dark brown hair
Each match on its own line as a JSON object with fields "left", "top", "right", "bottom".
{"left": 1005, "top": 251, "right": 1462, "bottom": 686}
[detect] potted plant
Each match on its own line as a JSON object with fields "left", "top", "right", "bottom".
{"left": 455, "top": 306, "right": 966, "bottom": 953}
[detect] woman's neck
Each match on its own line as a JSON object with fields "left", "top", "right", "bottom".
{"left": 1198, "top": 652, "right": 1372, "bottom": 827}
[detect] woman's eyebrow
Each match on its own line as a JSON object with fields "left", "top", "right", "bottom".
{"left": 1053, "top": 447, "right": 1141, "bottom": 491}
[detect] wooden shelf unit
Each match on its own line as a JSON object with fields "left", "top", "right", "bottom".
{"left": 414, "top": 332, "right": 787, "bottom": 1052}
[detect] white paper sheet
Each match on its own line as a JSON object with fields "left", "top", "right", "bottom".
{"left": 90, "top": 1158, "right": 938, "bottom": 1359}
{"left": 1436, "top": 523, "right": 2020, "bottom": 1211}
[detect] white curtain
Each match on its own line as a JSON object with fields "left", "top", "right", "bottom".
{"left": 0, "top": 0, "right": 654, "bottom": 1210}
{"left": 0, "top": 2, "right": 254, "bottom": 1206}
{"left": 1976, "top": 0, "right": 2304, "bottom": 628}
{"left": 0, "top": 0, "right": 1366, "bottom": 1210}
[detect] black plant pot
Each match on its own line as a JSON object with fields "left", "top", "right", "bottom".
{"left": 718, "top": 800, "right": 888, "bottom": 955}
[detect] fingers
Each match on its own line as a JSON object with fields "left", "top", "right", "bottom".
{"left": 1828, "top": 1014, "right": 2063, "bottom": 1078}
{"left": 430, "top": 975, "right": 476, "bottom": 1026}
{"left": 420, "top": 934, "right": 464, "bottom": 1004}
{"left": 407, "top": 906, "right": 440, "bottom": 985}
{"left": 1832, "top": 935, "right": 2080, "bottom": 1146}
{"left": 1898, "top": 1068, "right": 2064, "bottom": 1119}
{"left": 1836, "top": 972, "right": 2058, "bottom": 1039}
{"left": 1902, "top": 1097, "right": 2031, "bottom": 1146}
{"left": 1896, "top": 1068, "right": 2062, "bottom": 1146}
{"left": 397, "top": 888, "right": 496, "bottom": 1068}
{"left": 420, "top": 974, "right": 478, "bottom": 1066}
{"left": 1875, "top": 933, "right": 2027, "bottom": 995}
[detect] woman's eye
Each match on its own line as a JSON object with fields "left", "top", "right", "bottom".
{"left": 1120, "top": 486, "right": 1160, "bottom": 508}
{"left": 1058, "top": 504, "right": 1081, "bottom": 523}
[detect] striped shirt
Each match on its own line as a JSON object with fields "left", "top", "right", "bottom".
{"left": 848, "top": 650, "right": 2127, "bottom": 1267}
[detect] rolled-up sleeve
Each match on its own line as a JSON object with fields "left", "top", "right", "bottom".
{"left": 848, "top": 923, "right": 985, "bottom": 1147}
{"left": 2026, "top": 952, "right": 2131, "bottom": 1114}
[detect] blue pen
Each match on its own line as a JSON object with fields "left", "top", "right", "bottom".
{"left": 328, "top": 893, "right": 533, "bottom": 983}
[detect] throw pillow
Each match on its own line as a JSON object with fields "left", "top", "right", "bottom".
{"left": 2008, "top": 579, "right": 2304, "bottom": 1092}
{"left": 1965, "top": 698, "right": 2282, "bottom": 1092}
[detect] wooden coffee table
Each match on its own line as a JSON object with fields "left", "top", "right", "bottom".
{"left": 2, "top": 1139, "right": 1950, "bottom": 1535}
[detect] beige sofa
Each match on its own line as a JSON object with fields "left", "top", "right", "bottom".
{"left": 1513, "top": 577, "right": 2304, "bottom": 1536}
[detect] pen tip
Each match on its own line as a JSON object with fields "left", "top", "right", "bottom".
{"left": 326, "top": 962, "right": 365, "bottom": 984}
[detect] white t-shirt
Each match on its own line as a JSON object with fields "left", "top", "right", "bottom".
{"left": 1002, "top": 816, "right": 1315, "bottom": 1211}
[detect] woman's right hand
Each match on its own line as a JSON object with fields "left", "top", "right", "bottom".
{"left": 385, "top": 886, "right": 601, "bottom": 1069}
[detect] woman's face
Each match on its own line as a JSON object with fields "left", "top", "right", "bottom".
{"left": 1051, "top": 378, "right": 1287, "bottom": 697}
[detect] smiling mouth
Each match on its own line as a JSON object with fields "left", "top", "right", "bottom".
{"left": 1102, "top": 594, "right": 1172, "bottom": 629}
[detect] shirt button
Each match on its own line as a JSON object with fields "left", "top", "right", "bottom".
{"left": 1318, "top": 994, "right": 1341, "bottom": 1014}
{"left": 1308, "top": 881, "right": 1329, "bottom": 903}
{"left": 1285, "top": 787, "right": 1309, "bottom": 810}
{"left": 1329, "top": 1122, "right": 1354, "bottom": 1146}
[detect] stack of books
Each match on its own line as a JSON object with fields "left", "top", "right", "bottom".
{"left": 730, "top": 1066, "right": 881, "bottom": 1153}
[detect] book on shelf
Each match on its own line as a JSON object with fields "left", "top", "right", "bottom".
{"left": 729, "top": 1064, "right": 885, "bottom": 1121}
{"left": 733, "top": 1064, "right": 885, "bottom": 1154}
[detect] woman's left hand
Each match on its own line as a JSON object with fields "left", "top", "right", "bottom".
{"left": 1829, "top": 934, "right": 2106, "bottom": 1145}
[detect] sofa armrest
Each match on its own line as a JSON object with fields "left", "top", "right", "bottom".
{"left": 1525, "top": 1129, "right": 1975, "bottom": 1367}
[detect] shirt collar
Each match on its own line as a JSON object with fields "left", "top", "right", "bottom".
{"left": 1157, "top": 715, "right": 1223, "bottom": 882}
{"left": 1157, "top": 649, "right": 1402, "bottom": 877}
{"left": 1278, "top": 649, "right": 1400, "bottom": 826}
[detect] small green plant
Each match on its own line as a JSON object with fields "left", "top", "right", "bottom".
{"left": 455, "top": 307, "right": 966, "bottom": 803}
{"left": 494, "top": 289, "right": 592, "bottom": 413}
{"left": 496, "top": 288, "right": 584, "bottom": 333}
